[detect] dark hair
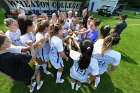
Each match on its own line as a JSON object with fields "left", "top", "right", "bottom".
{"left": 100, "top": 25, "right": 111, "bottom": 39}
{"left": 110, "top": 32, "right": 120, "bottom": 45}
{"left": 58, "top": 18, "right": 64, "bottom": 25}
{"left": 23, "top": 19, "right": 33, "bottom": 35}
{"left": 101, "top": 32, "right": 120, "bottom": 55}
{"left": 88, "top": 16, "right": 94, "bottom": 20}
{"left": 36, "top": 20, "right": 50, "bottom": 33}
{"left": 0, "top": 34, "right": 6, "bottom": 47}
{"left": 50, "top": 23, "right": 62, "bottom": 38}
{"left": 78, "top": 38, "right": 93, "bottom": 70}
{"left": 120, "top": 15, "right": 128, "bottom": 20}
{"left": 79, "top": 20, "right": 84, "bottom": 25}
{"left": 17, "top": 18, "right": 25, "bottom": 35}
{"left": 94, "top": 18, "right": 101, "bottom": 27}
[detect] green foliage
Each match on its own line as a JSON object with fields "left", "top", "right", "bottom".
{"left": 119, "top": 0, "right": 140, "bottom": 8}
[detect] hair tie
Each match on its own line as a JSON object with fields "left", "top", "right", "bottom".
{"left": 87, "top": 47, "right": 91, "bottom": 50}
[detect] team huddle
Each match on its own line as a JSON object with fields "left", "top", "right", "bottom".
{"left": 0, "top": 8, "right": 127, "bottom": 92}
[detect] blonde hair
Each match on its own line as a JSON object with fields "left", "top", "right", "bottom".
{"left": 4, "top": 18, "right": 16, "bottom": 27}
{"left": 101, "top": 33, "right": 120, "bottom": 55}
{"left": 0, "top": 30, "right": 5, "bottom": 35}
{"left": 68, "top": 10, "right": 72, "bottom": 14}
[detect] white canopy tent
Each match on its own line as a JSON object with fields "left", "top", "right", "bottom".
{"left": 89, "top": 0, "right": 119, "bottom": 13}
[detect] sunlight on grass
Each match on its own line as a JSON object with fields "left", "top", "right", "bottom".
{"left": 0, "top": 9, "right": 140, "bottom": 93}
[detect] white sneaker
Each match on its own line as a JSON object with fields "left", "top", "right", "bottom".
{"left": 37, "top": 81, "right": 43, "bottom": 90}
{"left": 30, "top": 82, "right": 36, "bottom": 92}
{"left": 44, "top": 71, "right": 51, "bottom": 75}
{"left": 56, "top": 79, "right": 64, "bottom": 83}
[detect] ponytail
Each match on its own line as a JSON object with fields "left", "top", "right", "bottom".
{"left": 36, "top": 20, "right": 50, "bottom": 33}
{"left": 49, "top": 23, "right": 62, "bottom": 38}
{"left": 101, "top": 32, "right": 120, "bottom": 55}
{"left": 4, "top": 18, "right": 16, "bottom": 27}
{"left": 78, "top": 38, "right": 93, "bottom": 70}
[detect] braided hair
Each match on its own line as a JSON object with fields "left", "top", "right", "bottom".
{"left": 101, "top": 33, "right": 120, "bottom": 55}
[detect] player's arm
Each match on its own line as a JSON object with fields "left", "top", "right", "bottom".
{"left": 26, "top": 40, "right": 36, "bottom": 59}
{"left": 21, "top": 37, "right": 45, "bottom": 52}
{"left": 73, "top": 38, "right": 80, "bottom": 50}
{"left": 62, "top": 35, "right": 71, "bottom": 42}
{"left": 75, "top": 30, "right": 89, "bottom": 34}
{"left": 60, "top": 51, "right": 68, "bottom": 61}
{"left": 69, "top": 38, "right": 72, "bottom": 50}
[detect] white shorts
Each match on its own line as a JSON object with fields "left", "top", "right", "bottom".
{"left": 40, "top": 54, "right": 49, "bottom": 62}
{"left": 70, "top": 68, "right": 88, "bottom": 83}
{"left": 50, "top": 58, "right": 64, "bottom": 69}
{"left": 99, "top": 68, "right": 107, "bottom": 75}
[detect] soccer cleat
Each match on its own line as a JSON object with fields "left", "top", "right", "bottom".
{"left": 30, "top": 82, "right": 36, "bottom": 92}
{"left": 37, "top": 81, "right": 43, "bottom": 90}
{"left": 44, "top": 71, "right": 51, "bottom": 75}
{"left": 56, "top": 79, "right": 65, "bottom": 83}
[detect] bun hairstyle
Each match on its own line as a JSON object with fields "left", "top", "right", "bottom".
{"left": 79, "top": 20, "right": 85, "bottom": 25}
{"left": 78, "top": 38, "right": 93, "bottom": 70}
{"left": 49, "top": 23, "right": 62, "bottom": 38}
{"left": 58, "top": 18, "right": 64, "bottom": 25}
{"left": 120, "top": 15, "right": 128, "bottom": 20}
{"left": 100, "top": 25, "right": 111, "bottom": 39}
{"left": 36, "top": 20, "right": 50, "bottom": 33}
{"left": 101, "top": 32, "right": 120, "bottom": 55}
{"left": 94, "top": 18, "right": 101, "bottom": 27}
{"left": 4, "top": 18, "right": 16, "bottom": 27}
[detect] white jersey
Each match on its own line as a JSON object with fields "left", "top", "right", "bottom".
{"left": 20, "top": 32, "right": 37, "bottom": 55}
{"left": 63, "top": 21, "right": 69, "bottom": 30}
{"left": 70, "top": 24, "right": 79, "bottom": 32}
{"left": 36, "top": 32, "right": 50, "bottom": 62}
{"left": 70, "top": 50, "right": 99, "bottom": 83}
{"left": 49, "top": 36, "right": 64, "bottom": 69}
{"left": 66, "top": 17, "right": 73, "bottom": 25}
{"left": 62, "top": 21, "right": 69, "bottom": 38}
{"left": 93, "top": 39, "right": 104, "bottom": 54}
{"left": 6, "top": 45, "right": 22, "bottom": 53}
{"left": 5, "top": 29, "right": 22, "bottom": 46}
{"left": 93, "top": 50, "right": 121, "bottom": 74}
{"left": 77, "top": 27, "right": 86, "bottom": 42}
{"left": 20, "top": 32, "right": 36, "bottom": 46}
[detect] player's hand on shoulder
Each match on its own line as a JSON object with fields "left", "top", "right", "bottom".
{"left": 26, "top": 40, "right": 33, "bottom": 46}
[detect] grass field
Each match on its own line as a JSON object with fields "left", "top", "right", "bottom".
{"left": 0, "top": 9, "right": 140, "bottom": 93}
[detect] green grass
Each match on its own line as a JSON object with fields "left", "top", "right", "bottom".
{"left": 0, "top": 9, "right": 140, "bottom": 93}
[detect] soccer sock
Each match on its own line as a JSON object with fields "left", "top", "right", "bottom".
{"left": 71, "top": 82, "right": 75, "bottom": 89}
{"left": 56, "top": 71, "right": 62, "bottom": 80}
{"left": 42, "top": 64, "right": 47, "bottom": 72}
{"left": 75, "top": 84, "right": 81, "bottom": 91}
{"left": 35, "top": 64, "right": 41, "bottom": 70}
{"left": 95, "top": 77, "right": 100, "bottom": 87}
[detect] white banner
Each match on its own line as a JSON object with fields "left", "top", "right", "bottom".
{"left": 4, "top": 0, "right": 82, "bottom": 11}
